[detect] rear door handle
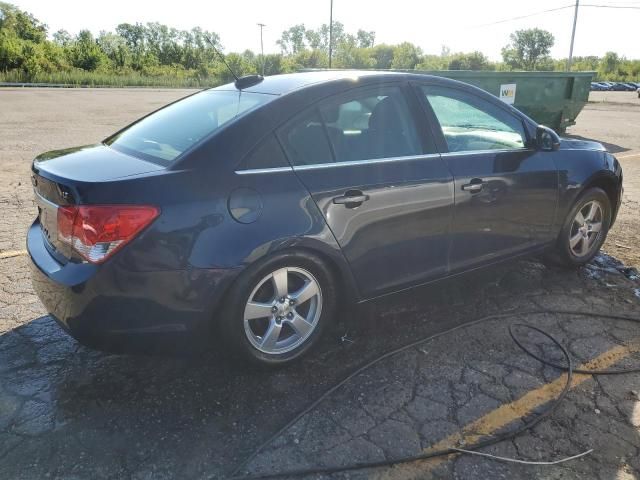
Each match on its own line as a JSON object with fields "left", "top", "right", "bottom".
{"left": 332, "top": 190, "right": 370, "bottom": 207}
{"left": 461, "top": 179, "right": 485, "bottom": 193}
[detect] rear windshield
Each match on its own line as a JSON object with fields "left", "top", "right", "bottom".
{"left": 106, "top": 90, "right": 274, "bottom": 164}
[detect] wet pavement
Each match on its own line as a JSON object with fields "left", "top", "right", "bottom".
{"left": 1, "top": 253, "right": 639, "bottom": 479}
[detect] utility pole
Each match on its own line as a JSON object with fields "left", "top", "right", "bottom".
{"left": 567, "top": 0, "right": 579, "bottom": 71}
{"left": 257, "top": 23, "right": 266, "bottom": 76}
{"left": 328, "top": 0, "right": 333, "bottom": 68}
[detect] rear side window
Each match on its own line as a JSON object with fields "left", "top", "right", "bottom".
{"left": 278, "top": 86, "right": 422, "bottom": 167}
{"left": 318, "top": 86, "right": 421, "bottom": 162}
{"left": 106, "top": 90, "right": 274, "bottom": 164}
{"left": 239, "top": 134, "right": 289, "bottom": 170}
{"left": 279, "top": 110, "right": 334, "bottom": 167}
{"left": 421, "top": 86, "right": 527, "bottom": 153}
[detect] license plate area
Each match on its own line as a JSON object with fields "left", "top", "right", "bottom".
{"left": 35, "top": 191, "right": 58, "bottom": 248}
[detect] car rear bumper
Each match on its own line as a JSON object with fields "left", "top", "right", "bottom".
{"left": 27, "top": 220, "right": 240, "bottom": 352}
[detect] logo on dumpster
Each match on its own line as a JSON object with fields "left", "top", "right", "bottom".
{"left": 499, "top": 83, "right": 517, "bottom": 105}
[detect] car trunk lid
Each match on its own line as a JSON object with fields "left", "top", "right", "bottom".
{"left": 32, "top": 144, "right": 164, "bottom": 262}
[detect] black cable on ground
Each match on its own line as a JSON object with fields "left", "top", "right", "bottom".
{"left": 509, "top": 315, "right": 640, "bottom": 375}
{"left": 230, "top": 309, "right": 640, "bottom": 479}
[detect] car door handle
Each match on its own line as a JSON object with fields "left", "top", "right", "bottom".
{"left": 333, "top": 191, "right": 370, "bottom": 207}
{"left": 461, "top": 179, "right": 485, "bottom": 193}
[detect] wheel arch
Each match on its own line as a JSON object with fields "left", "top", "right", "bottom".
{"left": 579, "top": 171, "right": 621, "bottom": 226}
{"left": 264, "top": 239, "right": 361, "bottom": 307}
{"left": 208, "top": 238, "right": 360, "bottom": 327}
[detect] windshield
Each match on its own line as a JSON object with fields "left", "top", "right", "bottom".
{"left": 106, "top": 90, "right": 274, "bottom": 164}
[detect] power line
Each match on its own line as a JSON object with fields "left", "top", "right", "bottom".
{"left": 581, "top": 3, "right": 640, "bottom": 8}
{"left": 471, "top": 5, "right": 574, "bottom": 28}
{"left": 471, "top": 2, "right": 640, "bottom": 28}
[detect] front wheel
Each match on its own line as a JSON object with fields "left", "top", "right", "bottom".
{"left": 553, "top": 187, "right": 611, "bottom": 268}
{"left": 220, "top": 252, "right": 337, "bottom": 366}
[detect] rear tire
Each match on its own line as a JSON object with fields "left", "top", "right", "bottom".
{"left": 220, "top": 251, "right": 337, "bottom": 367}
{"left": 553, "top": 187, "right": 611, "bottom": 268}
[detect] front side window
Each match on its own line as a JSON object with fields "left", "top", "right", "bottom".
{"left": 421, "top": 86, "right": 526, "bottom": 153}
{"left": 279, "top": 86, "right": 422, "bottom": 167}
{"left": 106, "top": 90, "right": 274, "bottom": 164}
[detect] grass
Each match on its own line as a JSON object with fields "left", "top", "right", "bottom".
{"left": 0, "top": 70, "right": 218, "bottom": 88}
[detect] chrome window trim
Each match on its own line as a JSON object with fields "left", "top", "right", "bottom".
{"left": 233, "top": 148, "right": 537, "bottom": 174}
{"left": 234, "top": 166, "right": 293, "bottom": 175}
{"left": 439, "top": 147, "right": 534, "bottom": 157}
{"left": 292, "top": 153, "right": 442, "bottom": 171}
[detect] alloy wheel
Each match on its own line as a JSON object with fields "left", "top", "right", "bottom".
{"left": 568, "top": 200, "right": 603, "bottom": 258}
{"left": 243, "top": 267, "right": 323, "bottom": 355}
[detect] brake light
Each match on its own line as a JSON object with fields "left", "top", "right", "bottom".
{"left": 57, "top": 205, "right": 159, "bottom": 263}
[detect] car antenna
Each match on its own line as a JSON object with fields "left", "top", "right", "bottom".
{"left": 204, "top": 35, "right": 239, "bottom": 83}
{"left": 204, "top": 35, "right": 264, "bottom": 90}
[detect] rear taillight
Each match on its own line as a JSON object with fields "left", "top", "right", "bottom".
{"left": 57, "top": 205, "right": 159, "bottom": 263}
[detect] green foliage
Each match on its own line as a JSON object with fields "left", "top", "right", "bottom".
{"left": 447, "top": 51, "right": 494, "bottom": 71}
{"left": 67, "top": 30, "right": 107, "bottom": 71}
{"left": 0, "top": 2, "right": 638, "bottom": 88}
{"left": 501, "top": 28, "right": 555, "bottom": 71}
{"left": 0, "top": 2, "right": 46, "bottom": 43}
{"left": 356, "top": 30, "right": 375, "bottom": 49}
{"left": 370, "top": 44, "right": 394, "bottom": 69}
{"left": 390, "top": 42, "right": 422, "bottom": 69}
{"left": 282, "top": 49, "right": 329, "bottom": 71}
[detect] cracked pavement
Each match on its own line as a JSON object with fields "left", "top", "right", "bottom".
{"left": 1, "top": 88, "right": 640, "bottom": 479}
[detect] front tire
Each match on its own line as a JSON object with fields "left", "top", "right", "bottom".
{"left": 221, "top": 251, "right": 337, "bottom": 366}
{"left": 553, "top": 187, "right": 611, "bottom": 268}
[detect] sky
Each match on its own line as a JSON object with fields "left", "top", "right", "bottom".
{"left": 12, "top": 0, "right": 640, "bottom": 60}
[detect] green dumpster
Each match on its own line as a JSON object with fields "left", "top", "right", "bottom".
{"left": 414, "top": 70, "right": 594, "bottom": 133}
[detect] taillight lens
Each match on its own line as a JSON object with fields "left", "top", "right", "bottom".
{"left": 57, "top": 205, "right": 159, "bottom": 263}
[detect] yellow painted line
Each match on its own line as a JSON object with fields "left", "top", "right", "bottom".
{"left": 617, "top": 152, "right": 640, "bottom": 160}
{"left": 0, "top": 249, "right": 28, "bottom": 259}
{"left": 374, "top": 341, "right": 639, "bottom": 480}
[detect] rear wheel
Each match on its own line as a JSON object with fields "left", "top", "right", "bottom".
{"left": 221, "top": 251, "right": 336, "bottom": 366}
{"left": 553, "top": 187, "right": 611, "bottom": 268}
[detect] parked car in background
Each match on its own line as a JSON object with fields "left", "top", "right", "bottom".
{"left": 28, "top": 71, "right": 624, "bottom": 365}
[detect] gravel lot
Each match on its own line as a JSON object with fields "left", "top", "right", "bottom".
{"left": 0, "top": 88, "right": 639, "bottom": 479}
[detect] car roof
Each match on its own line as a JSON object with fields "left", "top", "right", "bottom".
{"left": 210, "top": 70, "right": 432, "bottom": 96}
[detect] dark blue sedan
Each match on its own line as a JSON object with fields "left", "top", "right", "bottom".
{"left": 28, "top": 71, "right": 623, "bottom": 365}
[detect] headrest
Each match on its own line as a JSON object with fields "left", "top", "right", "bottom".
{"left": 368, "top": 96, "right": 403, "bottom": 132}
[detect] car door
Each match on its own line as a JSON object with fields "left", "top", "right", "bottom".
{"left": 277, "top": 83, "right": 454, "bottom": 298}
{"left": 414, "top": 84, "right": 558, "bottom": 273}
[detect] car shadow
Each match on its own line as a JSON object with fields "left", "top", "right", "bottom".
{"left": 1, "top": 256, "right": 638, "bottom": 478}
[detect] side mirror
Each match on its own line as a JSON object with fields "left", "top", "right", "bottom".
{"left": 536, "top": 125, "right": 561, "bottom": 152}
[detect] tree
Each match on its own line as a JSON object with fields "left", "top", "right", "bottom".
{"left": 97, "top": 31, "right": 130, "bottom": 68}
{"left": 416, "top": 54, "right": 447, "bottom": 71}
{"left": 599, "top": 51, "right": 620, "bottom": 77}
{"left": 448, "top": 51, "right": 493, "bottom": 70}
{"left": 391, "top": 42, "right": 422, "bottom": 69}
{"left": 277, "top": 24, "right": 307, "bottom": 55}
{"left": 370, "top": 44, "right": 394, "bottom": 69}
{"left": 356, "top": 29, "right": 375, "bottom": 48}
{"left": 501, "top": 28, "right": 554, "bottom": 71}
{"left": 52, "top": 29, "right": 72, "bottom": 46}
{"left": 334, "top": 38, "right": 375, "bottom": 69}
{"left": 0, "top": 2, "right": 47, "bottom": 43}
{"left": 68, "top": 30, "right": 107, "bottom": 71}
